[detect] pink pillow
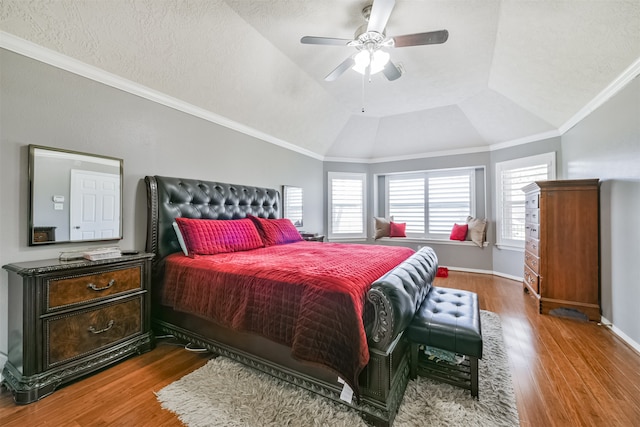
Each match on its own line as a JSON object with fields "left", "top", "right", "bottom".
{"left": 449, "top": 223, "right": 468, "bottom": 241}
{"left": 175, "top": 218, "right": 264, "bottom": 256}
{"left": 389, "top": 221, "right": 407, "bottom": 237}
{"left": 249, "top": 216, "right": 303, "bottom": 246}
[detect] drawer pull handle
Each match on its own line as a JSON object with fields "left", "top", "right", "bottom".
{"left": 87, "top": 279, "right": 115, "bottom": 292}
{"left": 88, "top": 320, "right": 115, "bottom": 334}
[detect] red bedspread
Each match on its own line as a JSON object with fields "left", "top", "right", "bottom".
{"left": 161, "top": 241, "right": 414, "bottom": 396}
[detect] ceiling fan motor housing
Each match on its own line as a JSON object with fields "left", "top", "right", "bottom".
{"left": 354, "top": 26, "right": 386, "bottom": 50}
{"left": 354, "top": 4, "right": 386, "bottom": 50}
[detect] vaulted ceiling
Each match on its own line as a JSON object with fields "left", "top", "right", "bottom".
{"left": 1, "top": 1, "right": 639, "bottom": 161}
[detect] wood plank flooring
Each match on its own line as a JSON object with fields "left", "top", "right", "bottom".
{"left": 1, "top": 271, "right": 639, "bottom": 426}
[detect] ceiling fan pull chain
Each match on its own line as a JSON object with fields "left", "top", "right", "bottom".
{"left": 361, "top": 71, "right": 366, "bottom": 112}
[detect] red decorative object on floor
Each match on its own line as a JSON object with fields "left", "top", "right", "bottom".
{"left": 436, "top": 267, "right": 449, "bottom": 278}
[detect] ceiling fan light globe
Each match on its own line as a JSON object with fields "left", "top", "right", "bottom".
{"left": 352, "top": 50, "right": 390, "bottom": 75}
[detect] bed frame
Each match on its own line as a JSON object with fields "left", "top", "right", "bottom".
{"left": 145, "top": 175, "right": 432, "bottom": 426}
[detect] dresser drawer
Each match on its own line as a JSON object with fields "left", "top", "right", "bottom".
{"left": 45, "top": 297, "right": 142, "bottom": 368}
{"left": 525, "top": 192, "right": 539, "bottom": 209}
{"left": 524, "top": 265, "right": 539, "bottom": 294}
{"left": 525, "top": 251, "right": 540, "bottom": 274}
{"left": 525, "top": 223, "right": 540, "bottom": 239}
{"left": 525, "top": 208, "right": 539, "bottom": 224}
{"left": 525, "top": 236, "right": 539, "bottom": 256}
{"left": 47, "top": 266, "right": 142, "bottom": 310}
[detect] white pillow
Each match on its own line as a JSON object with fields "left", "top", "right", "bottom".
{"left": 172, "top": 221, "right": 189, "bottom": 256}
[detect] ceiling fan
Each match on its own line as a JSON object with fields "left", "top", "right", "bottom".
{"left": 300, "top": 0, "right": 448, "bottom": 82}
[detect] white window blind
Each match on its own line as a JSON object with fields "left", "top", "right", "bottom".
{"left": 496, "top": 153, "right": 555, "bottom": 247}
{"left": 428, "top": 173, "right": 471, "bottom": 235}
{"left": 283, "top": 186, "right": 303, "bottom": 227}
{"left": 385, "top": 169, "right": 474, "bottom": 239}
{"left": 388, "top": 177, "right": 425, "bottom": 233}
{"left": 328, "top": 172, "right": 366, "bottom": 239}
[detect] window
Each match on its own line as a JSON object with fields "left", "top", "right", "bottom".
{"left": 386, "top": 169, "right": 475, "bottom": 239}
{"left": 283, "top": 186, "right": 303, "bottom": 227}
{"left": 328, "top": 172, "right": 366, "bottom": 239}
{"left": 495, "top": 152, "right": 556, "bottom": 248}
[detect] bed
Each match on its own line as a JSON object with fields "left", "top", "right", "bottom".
{"left": 145, "top": 175, "right": 438, "bottom": 426}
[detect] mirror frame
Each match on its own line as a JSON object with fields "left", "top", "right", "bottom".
{"left": 282, "top": 185, "right": 303, "bottom": 227}
{"left": 28, "top": 144, "right": 124, "bottom": 246}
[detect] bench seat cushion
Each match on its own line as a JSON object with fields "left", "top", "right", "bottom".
{"left": 406, "top": 287, "right": 482, "bottom": 358}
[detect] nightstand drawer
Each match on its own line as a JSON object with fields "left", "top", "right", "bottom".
{"left": 47, "top": 266, "right": 141, "bottom": 310}
{"left": 46, "top": 297, "right": 142, "bottom": 368}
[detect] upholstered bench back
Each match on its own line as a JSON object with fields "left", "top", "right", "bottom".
{"left": 367, "top": 247, "right": 438, "bottom": 350}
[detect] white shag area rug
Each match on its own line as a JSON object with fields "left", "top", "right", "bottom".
{"left": 156, "top": 310, "right": 519, "bottom": 427}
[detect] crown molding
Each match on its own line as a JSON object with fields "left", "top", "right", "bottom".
{"left": 325, "top": 145, "right": 491, "bottom": 164}
{"left": 559, "top": 56, "right": 640, "bottom": 135}
{"left": 0, "top": 31, "right": 324, "bottom": 161}
{"left": 488, "top": 129, "right": 561, "bottom": 151}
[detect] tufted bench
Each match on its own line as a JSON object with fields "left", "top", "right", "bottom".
{"left": 405, "top": 287, "right": 483, "bottom": 397}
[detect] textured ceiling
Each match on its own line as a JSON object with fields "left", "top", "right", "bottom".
{"left": 1, "top": 0, "right": 639, "bottom": 161}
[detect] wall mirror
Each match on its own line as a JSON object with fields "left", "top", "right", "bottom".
{"left": 28, "top": 145, "right": 123, "bottom": 245}
{"left": 283, "top": 185, "right": 303, "bottom": 227}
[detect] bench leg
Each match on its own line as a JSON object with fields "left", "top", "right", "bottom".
{"left": 470, "top": 356, "right": 479, "bottom": 398}
{"left": 410, "top": 343, "right": 419, "bottom": 379}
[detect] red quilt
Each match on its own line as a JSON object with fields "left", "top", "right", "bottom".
{"left": 161, "top": 241, "right": 414, "bottom": 396}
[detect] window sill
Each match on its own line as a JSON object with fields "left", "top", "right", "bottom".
{"left": 375, "top": 237, "right": 489, "bottom": 248}
{"left": 494, "top": 244, "right": 525, "bottom": 252}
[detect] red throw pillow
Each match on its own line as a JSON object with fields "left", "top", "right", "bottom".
{"left": 175, "top": 218, "right": 264, "bottom": 256}
{"left": 389, "top": 221, "right": 407, "bottom": 237}
{"left": 249, "top": 216, "right": 303, "bottom": 246}
{"left": 449, "top": 223, "right": 468, "bottom": 241}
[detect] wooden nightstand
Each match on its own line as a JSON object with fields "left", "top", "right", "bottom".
{"left": 301, "top": 234, "right": 325, "bottom": 242}
{"left": 1, "top": 253, "right": 155, "bottom": 404}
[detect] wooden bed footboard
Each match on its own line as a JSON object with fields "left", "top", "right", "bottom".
{"left": 152, "top": 310, "right": 409, "bottom": 427}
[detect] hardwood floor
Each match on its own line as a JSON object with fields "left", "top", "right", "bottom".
{"left": 1, "top": 271, "right": 639, "bottom": 426}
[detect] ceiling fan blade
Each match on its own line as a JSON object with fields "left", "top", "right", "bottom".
{"left": 392, "top": 30, "right": 449, "bottom": 47}
{"left": 300, "top": 36, "right": 353, "bottom": 46}
{"left": 324, "top": 56, "right": 356, "bottom": 81}
{"left": 382, "top": 60, "right": 402, "bottom": 81}
{"left": 367, "top": 0, "right": 396, "bottom": 34}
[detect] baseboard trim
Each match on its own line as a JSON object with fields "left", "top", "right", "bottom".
{"left": 600, "top": 316, "right": 640, "bottom": 356}
{"left": 443, "top": 266, "right": 523, "bottom": 283}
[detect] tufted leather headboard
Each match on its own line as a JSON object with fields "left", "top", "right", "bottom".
{"left": 145, "top": 176, "right": 280, "bottom": 263}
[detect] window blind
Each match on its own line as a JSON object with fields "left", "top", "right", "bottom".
{"left": 500, "top": 164, "right": 549, "bottom": 241}
{"left": 388, "top": 178, "right": 425, "bottom": 233}
{"left": 329, "top": 174, "right": 365, "bottom": 237}
{"left": 428, "top": 174, "right": 471, "bottom": 235}
{"left": 386, "top": 170, "right": 474, "bottom": 238}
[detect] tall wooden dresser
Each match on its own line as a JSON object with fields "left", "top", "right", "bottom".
{"left": 522, "top": 179, "right": 600, "bottom": 321}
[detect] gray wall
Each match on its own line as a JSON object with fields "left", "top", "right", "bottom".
{"left": 0, "top": 49, "right": 324, "bottom": 362}
{"left": 562, "top": 76, "right": 640, "bottom": 347}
